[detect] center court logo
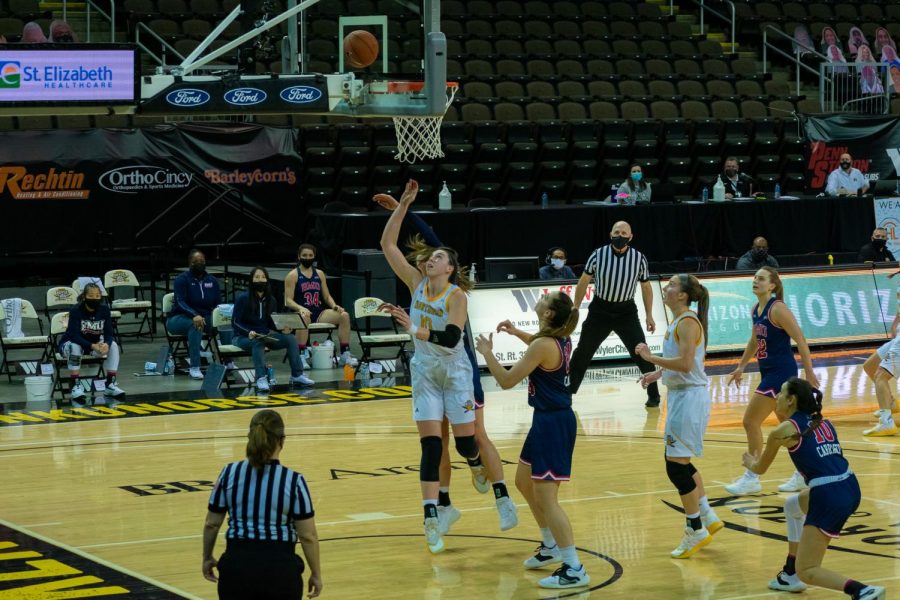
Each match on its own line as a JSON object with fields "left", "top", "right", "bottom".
{"left": 0, "top": 61, "right": 20, "bottom": 88}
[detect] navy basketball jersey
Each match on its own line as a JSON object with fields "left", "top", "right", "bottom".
{"left": 752, "top": 297, "right": 795, "bottom": 370}
{"left": 294, "top": 267, "right": 323, "bottom": 310}
{"left": 787, "top": 411, "right": 850, "bottom": 484}
{"left": 527, "top": 337, "right": 572, "bottom": 411}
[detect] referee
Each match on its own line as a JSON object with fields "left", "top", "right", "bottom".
{"left": 569, "top": 221, "right": 661, "bottom": 407}
{"left": 203, "top": 409, "right": 323, "bottom": 599}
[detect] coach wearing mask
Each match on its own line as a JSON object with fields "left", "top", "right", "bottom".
{"left": 203, "top": 409, "right": 322, "bottom": 599}
{"left": 858, "top": 227, "right": 896, "bottom": 262}
{"left": 167, "top": 250, "right": 220, "bottom": 380}
{"left": 568, "top": 221, "right": 661, "bottom": 407}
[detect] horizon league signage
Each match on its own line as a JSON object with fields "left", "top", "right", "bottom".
{"left": 143, "top": 78, "right": 328, "bottom": 113}
{"left": 469, "top": 269, "right": 893, "bottom": 367}
{"left": 0, "top": 45, "right": 137, "bottom": 104}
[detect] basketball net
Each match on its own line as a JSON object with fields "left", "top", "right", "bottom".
{"left": 392, "top": 84, "right": 458, "bottom": 164}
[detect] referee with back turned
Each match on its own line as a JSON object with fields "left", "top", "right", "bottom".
{"left": 203, "top": 409, "right": 323, "bottom": 599}
{"left": 569, "top": 221, "right": 661, "bottom": 407}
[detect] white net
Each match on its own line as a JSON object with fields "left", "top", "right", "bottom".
{"left": 391, "top": 84, "right": 458, "bottom": 164}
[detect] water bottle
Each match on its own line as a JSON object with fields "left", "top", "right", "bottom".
{"left": 702, "top": 187, "right": 709, "bottom": 203}
{"left": 470, "top": 262, "right": 477, "bottom": 284}
{"left": 541, "top": 191, "right": 549, "bottom": 208}
{"left": 266, "top": 363, "right": 276, "bottom": 385}
{"left": 359, "top": 362, "right": 370, "bottom": 382}
{"left": 774, "top": 183, "right": 781, "bottom": 200}
{"left": 610, "top": 184, "right": 618, "bottom": 203}
{"left": 438, "top": 181, "right": 452, "bottom": 210}
{"left": 165, "top": 355, "right": 175, "bottom": 376}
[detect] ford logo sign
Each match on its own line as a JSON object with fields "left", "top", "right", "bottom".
{"left": 280, "top": 86, "right": 323, "bottom": 104}
{"left": 166, "top": 88, "right": 210, "bottom": 106}
{"left": 224, "top": 87, "right": 267, "bottom": 106}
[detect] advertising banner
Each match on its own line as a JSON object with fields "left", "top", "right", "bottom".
{"left": 873, "top": 196, "right": 900, "bottom": 258}
{"left": 140, "top": 76, "right": 329, "bottom": 114}
{"left": 0, "top": 45, "right": 137, "bottom": 104}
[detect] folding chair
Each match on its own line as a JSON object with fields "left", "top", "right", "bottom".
{"left": 49, "top": 312, "right": 105, "bottom": 406}
{"left": 210, "top": 307, "right": 257, "bottom": 387}
{"left": 352, "top": 297, "right": 412, "bottom": 374}
{"left": 44, "top": 286, "right": 78, "bottom": 321}
{"left": 103, "top": 269, "right": 153, "bottom": 341}
{"left": 162, "top": 293, "right": 214, "bottom": 371}
{"left": 307, "top": 321, "right": 337, "bottom": 344}
{"left": 73, "top": 277, "right": 123, "bottom": 348}
{"left": 0, "top": 299, "right": 50, "bottom": 382}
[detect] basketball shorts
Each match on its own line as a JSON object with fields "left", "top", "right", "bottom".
{"left": 664, "top": 386, "right": 711, "bottom": 458}
{"left": 756, "top": 363, "right": 798, "bottom": 399}
{"left": 410, "top": 352, "right": 476, "bottom": 425}
{"left": 876, "top": 337, "right": 900, "bottom": 377}
{"left": 806, "top": 475, "right": 861, "bottom": 538}
{"left": 519, "top": 409, "right": 577, "bottom": 481}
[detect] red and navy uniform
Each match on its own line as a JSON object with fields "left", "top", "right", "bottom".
{"left": 787, "top": 411, "right": 860, "bottom": 538}
{"left": 293, "top": 267, "right": 325, "bottom": 322}
{"left": 519, "top": 337, "right": 577, "bottom": 481}
{"left": 752, "top": 297, "right": 798, "bottom": 398}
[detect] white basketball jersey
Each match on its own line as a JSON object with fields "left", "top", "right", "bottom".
{"left": 661, "top": 311, "right": 708, "bottom": 387}
{"left": 410, "top": 279, "right": 463, "bottom": 357}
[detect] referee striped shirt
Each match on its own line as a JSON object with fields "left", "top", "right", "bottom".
{"left": 208, "top": 459, "right": 315, "bottom": 542}
{"left": 583, "top": 245, "right": 650, "bottom": 303}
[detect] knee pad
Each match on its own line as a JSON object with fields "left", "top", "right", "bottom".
{"left": 784, "top": 493, "right": 806, "bottom": 542}
{"left": 454, "top": 435, "right": 479, "bottom": 460}
{"left": 420, "top": 436, "right": 442, "bottom": 482}
{"left": 665, "top": 460, "right": 698, "bottom": 496}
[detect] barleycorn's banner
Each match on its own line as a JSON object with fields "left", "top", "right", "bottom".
{"left": 0, "top": 123, "right": 302, "bottom": 253}
{"left": 873, "top": 196, "right": 900, "bottom": 258}
{"left": 801, "top": 113, "right": 900, "bottom": 191}
{"left": 469, "top": 269, "right": 893, "bottom": 366}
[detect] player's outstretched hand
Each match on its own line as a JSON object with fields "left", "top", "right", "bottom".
{"left": 475, "top": 333, "right": 494, "bottom": 355}
{"left": 372, "top": 193, "right": 400, "bottom": 211}
{"left": 400, "top": 179, "right": 419, "bottom": 205}
{"left": 496, "top": 319, "right": 516, "bottom": 334}
{"left": 634, "top": 342, "right": 651, "bottom": 359}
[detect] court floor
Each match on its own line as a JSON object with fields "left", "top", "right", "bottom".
{"left": 0, "top": 354, "right": 897, "bottom": 599}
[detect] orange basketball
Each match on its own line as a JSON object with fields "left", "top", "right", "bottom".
{"left": 344, "top": 30, "right": 379, "bottom": 69}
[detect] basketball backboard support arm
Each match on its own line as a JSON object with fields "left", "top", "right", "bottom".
{"left": 423, "top": 0, "right": 440, "bottom": 37}
{"left": 178, "top": 4, "right": 242, "bottom": 72}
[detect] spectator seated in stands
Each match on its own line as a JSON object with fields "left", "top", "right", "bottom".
{"left": 20, "top": 22, "right": 47, "bottom": 43}
{"left": 539, "top": 247, "right": 577, "bottom": 280}
{"left": 49, "top": 20, "right": 77, "bottom": 43}
{"left": 617, "top": 164, "right": 652, "bottom": 205}
{"left": 825, "top": 153, "right": 869, "bottom": 196}
{"left": 167, "top": 249, "right": 221, "bottom": 380}
{"left": 858, "top": 228, "right": 896, "bottom": 263}
{"left": 736, "top": 237, "right": 780, "bottom": 270}
{"left": 231, "top": 266, "right": 314, "bottom": 392}
{"left": 716, "top": 156, "right": 755, "bottom": 199}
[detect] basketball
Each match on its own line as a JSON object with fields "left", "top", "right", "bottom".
{"left": 344, "top": 30, "right": 379, "bottom": 69}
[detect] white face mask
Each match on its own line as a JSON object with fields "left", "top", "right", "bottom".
{"left": 551, "top": 258, "right": 565, "bottom": 269}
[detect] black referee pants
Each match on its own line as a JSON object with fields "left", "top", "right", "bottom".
{"left": 568, "top": 298, "right": 659, "bottom": 400}
{"left": 218, "top": 540, "right": 304, "bottom": 600}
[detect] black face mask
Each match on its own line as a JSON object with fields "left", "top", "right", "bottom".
{"left": 751, "top": 249, "right": 768, "bottom": 261}
{"left": 84, "top": 298, "right": 102, "bottom": 310}
{"left": 299, "top": 258, "right": 314, "bottom": 268}
{"left": 251, "top": 281, "right": 268, "bottom": 293}
{"left": 873, "top": 239, "right": 887, "bottom": 249}
{"left": 725, "top": 169, "right": 737, "bottom": 178}
{"left": 190, "top": 264, "right": 206, "bottom": 277}
{"left": 611, "top": 236, "right": 630, "bottom": 249}
{"left": 840, "top": 161, "right": 851, "bottom": 169}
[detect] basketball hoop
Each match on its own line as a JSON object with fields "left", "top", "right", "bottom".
{"left": 369, "top": 81, "right": 459, "bottom": 164}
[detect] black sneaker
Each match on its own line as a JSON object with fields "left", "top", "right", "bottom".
{"left": 645, "top": 395, "right": 661, "bottom": 408}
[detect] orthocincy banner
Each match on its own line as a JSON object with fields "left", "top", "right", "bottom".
{"left": 0, "top": 45, "right": 137, "bottom": 104}
{"left": 469, "top": 268, "right": 894, "bottom": 366}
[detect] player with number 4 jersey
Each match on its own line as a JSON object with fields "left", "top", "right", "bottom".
{"left": 725, "top": 267, "right": 819, "bottom": 496}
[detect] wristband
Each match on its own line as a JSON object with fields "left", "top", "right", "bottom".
{"left": 407, "top": 323, "right": 419, "bottom": 336}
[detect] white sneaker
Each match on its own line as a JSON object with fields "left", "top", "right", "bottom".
{"left": 189, "top": 367, "right": 204, "bottom": 380}
{"left": 538, "top": 563, "right": 590, "bottom": 589}
{"left": 523, "top": 544, "right": 562, "bottom": 569}
{"left": 338, "top": 350, "right": 358, "bottom": 367}
{"left": 724, "top": 472, "right": 762, "bottom": 495}
{"left": 496, "top": 496, "right": 518, "bottom": 531}
{"left": 858, "top": 586, "right": 886, "bottom": 599}
{"left": 701, "top": 509, "right": 723, "bottom": 535}
{"left": 872, "top": 403, "right": 899, "bottom": 418}
{"left": 470, "top": 465, "right": 490, "bottom": 494}
{"left": 224, "top": 360, "right": 237, "bottom": 370}
{"left": 255, "top": 376, "right": 270, "bottom": 392}
{"left": 768, "top": 570, "right": 807, "bottom": 592}
{"left": 864, "top": 420, "right": 899, "bottom": 437}
{"left": 290, "top": 374, "right": 315, "bottom": 386}
{"left": 436, "top": 505, "right": 461, "bottom": 535}
{"left": 104, "top": 381, "right": 126, "bottom": 397}
{"left": 70, "top": 381, "right": 87, "bottom": 407}
{"left": 424, "top": 517, "right": 444, "bottom": 554}
{"left": 671, "top": 526, "right": 712, "bottom": 559}
{"left": 778, "top": 471, "right": 808, "bottom": 493}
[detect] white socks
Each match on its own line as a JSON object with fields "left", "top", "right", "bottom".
{"left": 698, "top": 495, "right": 711, "bottom": 516}
{"left": 540, "top": 527, "right": 557, "bottom": 548}
{"left": 745, "top": 469, "right": 760, "bottom": 479}
{"left": 559, "top": 545, "right": 581, "bottom": 569}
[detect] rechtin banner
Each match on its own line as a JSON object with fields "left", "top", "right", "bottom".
{"left": 0, "top": 123, "right": 302, "bottom": 253}
{"left": 801, "top": 113, "right": 900, "bottom": 191}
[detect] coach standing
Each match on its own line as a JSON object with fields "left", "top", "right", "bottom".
{"left": 202, "top": 409, "right": 323, "bottom": 599}
{"left": 568, "top": 221, "right": 660, "bottom": 407}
